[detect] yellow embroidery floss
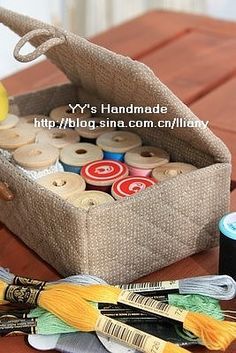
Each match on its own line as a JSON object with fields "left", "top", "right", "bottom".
{"left": 0, "top": 280, "right": 191, "bottom": 353}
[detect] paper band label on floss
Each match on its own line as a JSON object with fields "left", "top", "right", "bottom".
{"left": 4, "top": 285, "right": 41, "bottom": 306}
{"left": 119, "top": 280, "right": 180, "bottom": 292}
{"left": 118, "top": 291, "right": 187, "bottom": 323}
{"left": 13, "top": 276, "right": 46, "bottom": 290}
{"left": 112, "top": 177, "right": 156, "bottom": 198}
{"left": 96, "top": 315, "right": 166, "bottom": 353}
{"left": 0, "top": 318, "right": 37, "bottom": 336}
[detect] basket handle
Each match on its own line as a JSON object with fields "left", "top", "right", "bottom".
{"left": 0, "top": 182, "right": 14, "bottom": 201}
{"left": 14, "top": 28, "right": 66, "bottom": 63}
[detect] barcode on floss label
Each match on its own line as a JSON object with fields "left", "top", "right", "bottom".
{"left": 118, "top": 280, "right": 179, "bottom": 292}
{"left": 118, "top": 291, "right": 187, "bottom": 322}
{"left": 96, "top": 316, "right": 165, "bottom": 353}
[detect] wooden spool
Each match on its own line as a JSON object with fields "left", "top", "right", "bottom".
{"left": 97, "top": 131, "right": 142, "bottom": 154}
{"left": 13, "top": 143, "right": 59, "bottom": 170}
{"left": 81, "top": 160, "right": 129, "bottom": 190}
{"left": 60, "top": 143, "right": 103, "bottom": 173}
{"left": 111, "top": 176, "right": 156, "bottom": 199}
{"left": 0, "top": 128, "right": 35, "bottom": 151}
{"left": 67, "top": 190, "right": 114, "bottom": 210}
{"left": 37, "top": 172, "right": 86, "bottom": 199}
{"left": 36, "top": 128, "right": 80, "bottom": 149}
{"left": 50, "top": 105, "right": 91, "bottom": 123}
{"left": 125, "top": 145, "right": 170, "bottom": 176}
{"left": 17, "top": 114, "right": 50, "bottom": 133}
{"left": 152, "top": 162, "right": 197, "bottom": 182}
{"left": 75, "top": 117, "right": 115, "bottom": 140}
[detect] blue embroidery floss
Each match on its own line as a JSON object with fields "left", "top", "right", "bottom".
{"left": 60, "top": 143, "right": 103, "bottom": 174}
{"left": 97, "top": 131, "right": 142, "bottom": 162}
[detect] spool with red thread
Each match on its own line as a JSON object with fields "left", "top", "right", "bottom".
{"left": 111, "top": 176, "right": 157, "bottom": 199}
{"left": 81, "top": 160, "right": 129, "bottom": 193}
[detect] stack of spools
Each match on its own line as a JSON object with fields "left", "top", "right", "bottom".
{"left": 0, "top": 104, "right": 198, "bottom": 209}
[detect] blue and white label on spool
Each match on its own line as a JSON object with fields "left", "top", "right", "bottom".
{"left": 219, "top": 212, "right": 236, "bottom": 240}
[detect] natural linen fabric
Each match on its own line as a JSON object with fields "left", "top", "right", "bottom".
{"left": 0, "top": 7, "right": 231, "bottom": 283}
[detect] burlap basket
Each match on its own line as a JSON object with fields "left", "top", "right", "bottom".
{"left": 0, "top": 7, "right": 231, "bottom": 283}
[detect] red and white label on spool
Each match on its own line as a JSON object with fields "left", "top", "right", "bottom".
{"left": 81, "top": 160, "right": 129, "bottom": 186}
{"left": 112, "top": 176, "right": 156, "bottom": 199}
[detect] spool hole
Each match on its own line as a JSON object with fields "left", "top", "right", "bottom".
{"left": 141, "top": 151, "right": 155, "bottom": 158}
{"left": 29, "top": 149, "right": 42, "bottom": 156}
{"left": 52, "top": 132, "right": 65, "bottom": 139}
{"left": 88, "top": 199, "right": 96, "bottom": 206}
{"left": 113, "top": 136, "right": 125, "bottom": 142}
{"left": 53, "top": 179, "right": 67, "bottom": 187}
{"left": 76, "top": 149, "right": 87, "bottom": 154}
{"left": 66, "top": 109, "right": 73, "bottom": 114}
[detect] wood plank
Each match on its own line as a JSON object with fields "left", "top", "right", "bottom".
{"left": 191, "top": 76, "right": 236, "bottom": 133}
{"left": 3, "top": 60, "right": 67, "bottom": 97}
{"left": 0, "top": 226, "right": 59, "bottom": 281}
{"left": 92, "top": 11, "right": 236, "bottom": 58}
{"left": 210, "top": 127, "right": 236, "bottom": 181}
{"left": 231, "top": 189, "right": 236, "bottom": 210}
{"left": 140, "top": 31, "right": 236, "bottom": 104}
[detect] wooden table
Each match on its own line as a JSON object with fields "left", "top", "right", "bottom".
{"left": 1, "top": 10, "right": 236, "bottom": 353}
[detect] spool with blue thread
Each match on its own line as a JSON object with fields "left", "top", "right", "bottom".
{"left": 75, "top": 117, "right": 116, "bottom": 144}
{"left": 96, "top": 131, "right": 142, "bottom": 162}
{"left": 60, "top": 143, "right": 103, "bottom": 174}
{"left": 219, "top": 212, "right": 236, "bottom": 281}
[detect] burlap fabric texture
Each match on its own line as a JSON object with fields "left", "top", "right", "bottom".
{"left": 0, "top": 7, "right": 231, "bottom": 283}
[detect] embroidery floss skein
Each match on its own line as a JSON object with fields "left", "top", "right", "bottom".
{"left": 97, "top": 131, "right": 142, "bottom": 161}
{"left": 124, "top": 146, "right": 170, "bottom": 177}
{"left": 0, "top": 269, "right": 234, "bottom": 300}
{"left": 60, "top": 284, "right": 236, "bottom": 350}
{"left": 119, "top": 275, "right": 236, "bottom": 300}
{"left": 0, "top": 281, "right": 192, "bottom": 353}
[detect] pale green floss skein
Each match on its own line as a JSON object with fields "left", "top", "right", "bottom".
{"left": 168, "top": 294, "right": 224, "bottom": 320}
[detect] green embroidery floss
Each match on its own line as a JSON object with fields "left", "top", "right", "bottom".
{"left": 168, "top": 294, "right": 224, "bottom": 321}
